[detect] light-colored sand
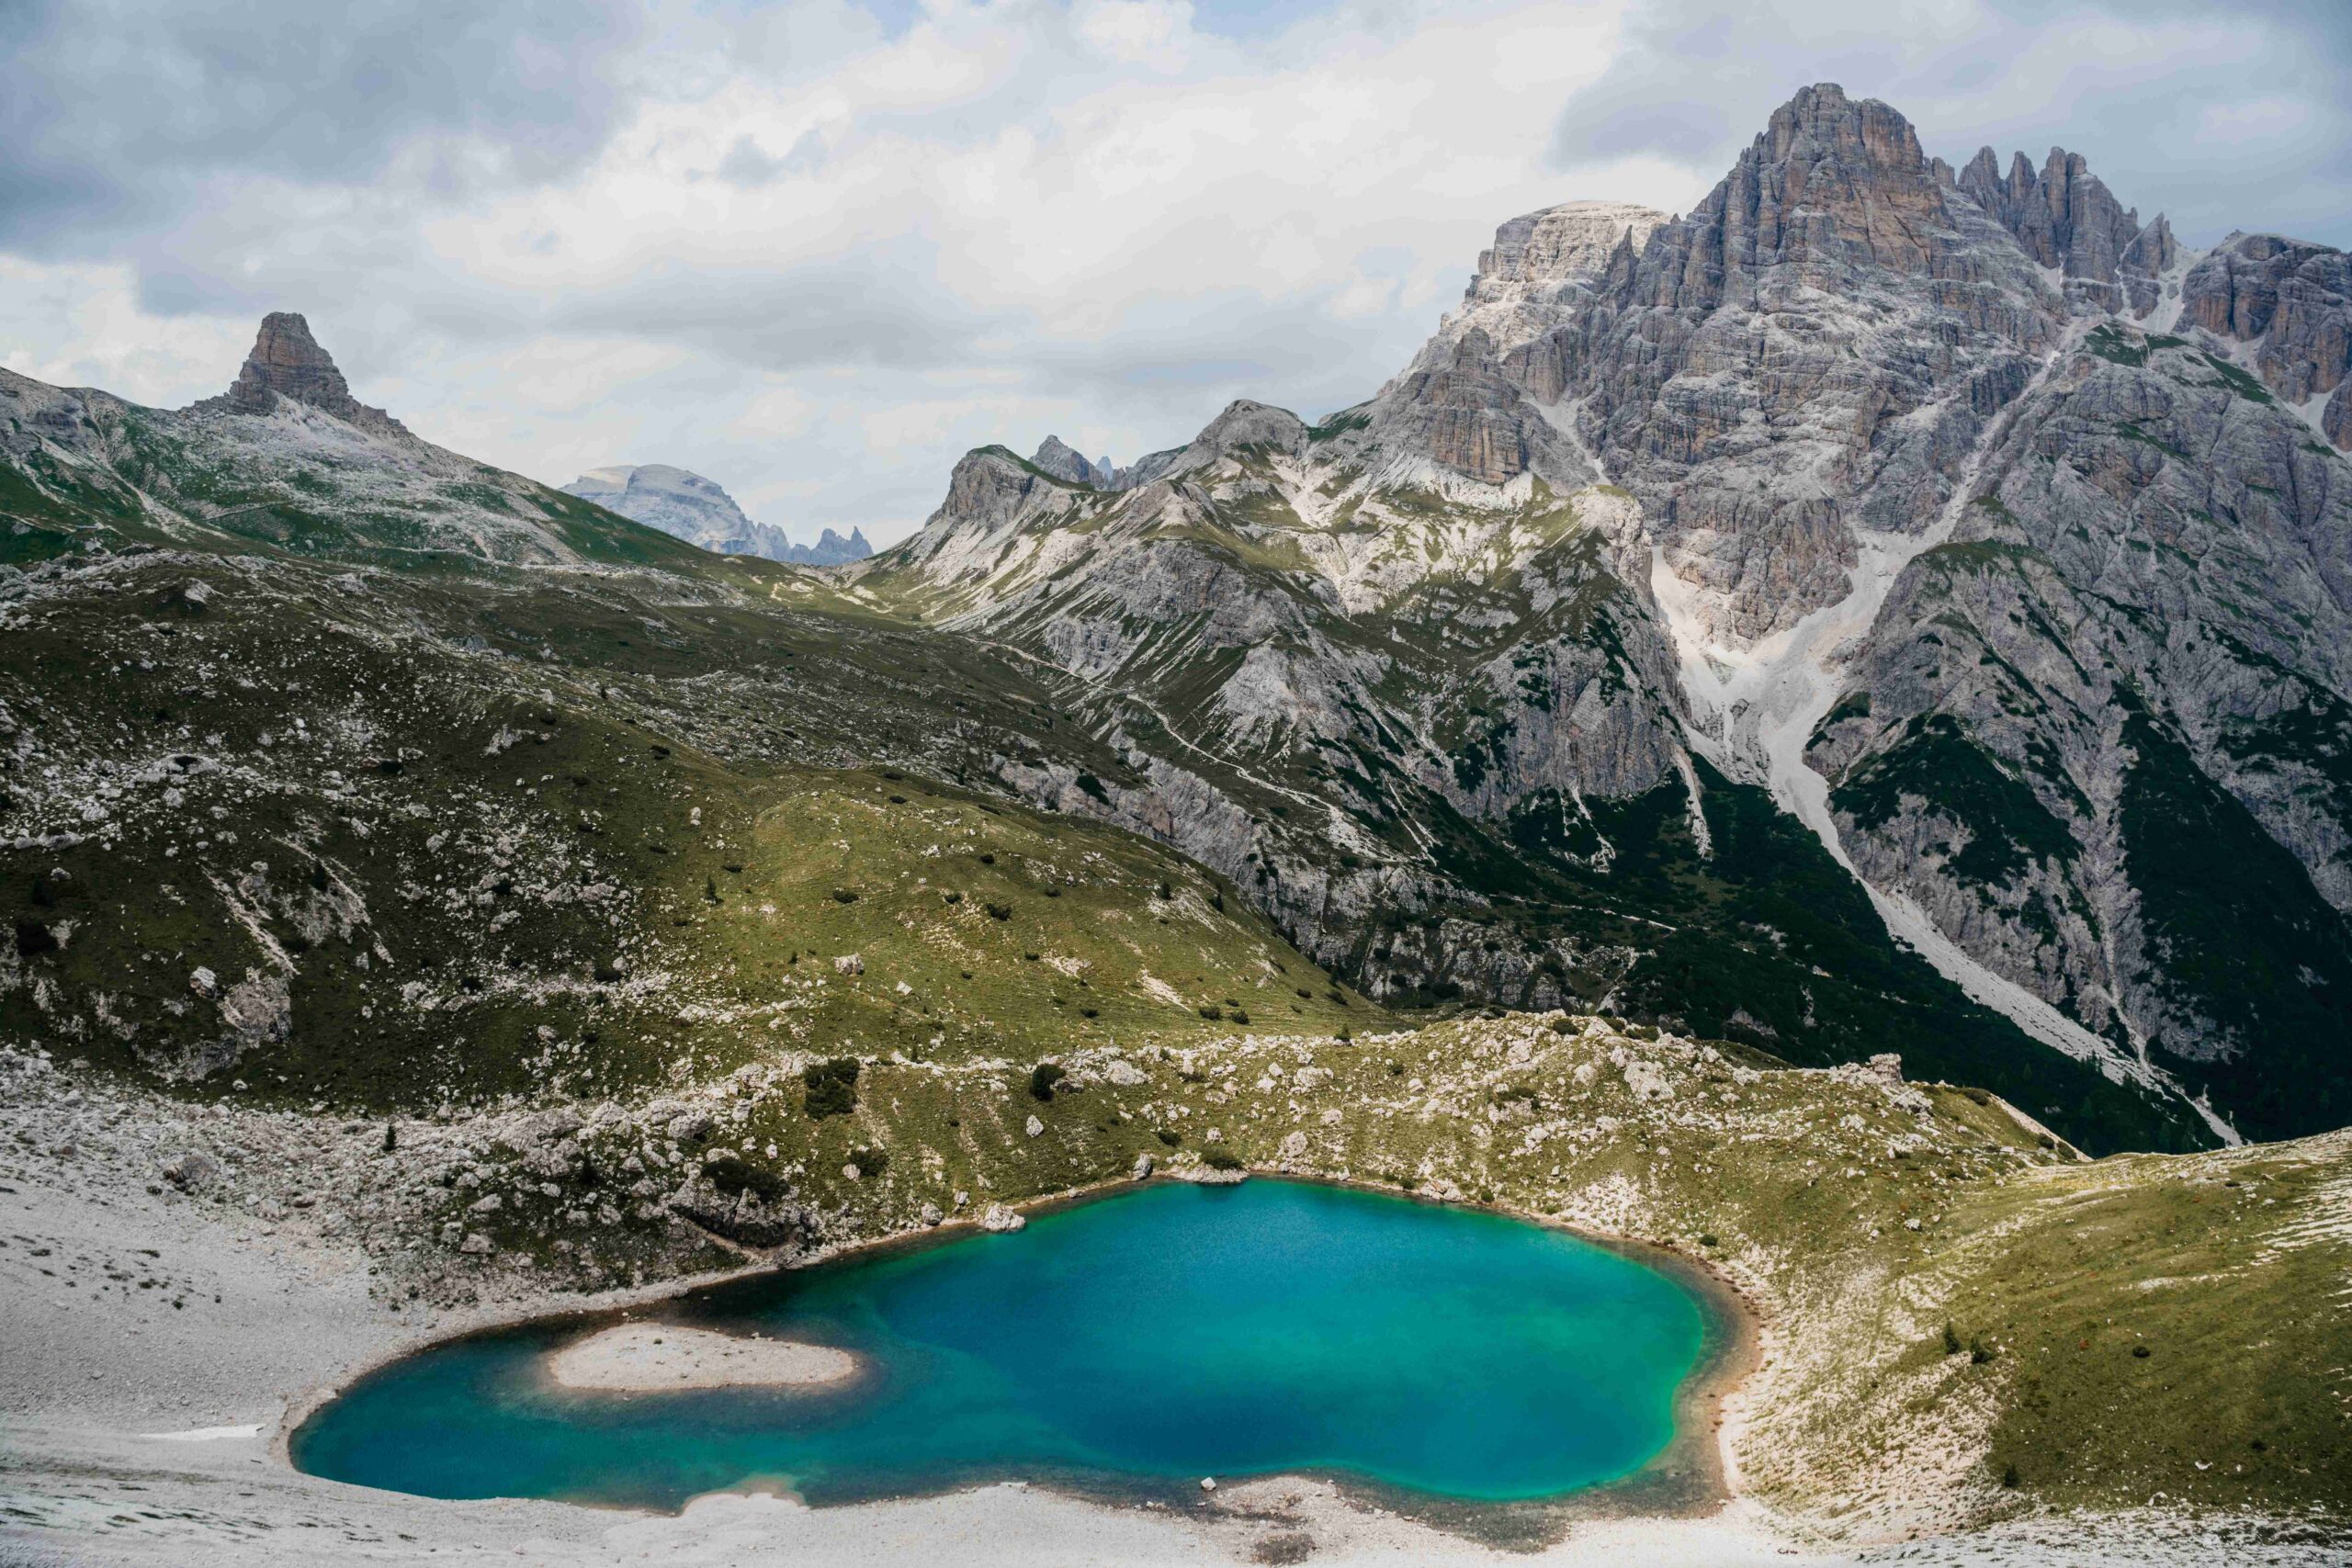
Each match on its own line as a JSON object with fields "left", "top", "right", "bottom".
{"left": 546, "top": 1324, "right": 861, "bottom": 1392}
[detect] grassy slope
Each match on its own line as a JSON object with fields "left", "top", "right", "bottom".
{"left": 0, "top": 550, "right": 1374, "bottom": 1116}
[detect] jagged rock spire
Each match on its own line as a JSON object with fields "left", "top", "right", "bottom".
{"left": 1954, "top": 146, "right": 2168, "bottom": 315}
{"left": 220, "top": 312, "right": 404, "bottom": 434}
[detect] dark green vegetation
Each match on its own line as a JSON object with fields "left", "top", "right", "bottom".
{"left": 1833, "top": 715, "right": 2079, "bottom": 890}
{"left": 2116, "top": 706, "right": 2352, "bottom": 1136}
{"left": 1475, "top": 761, "right": 2198, "bottom": 1152}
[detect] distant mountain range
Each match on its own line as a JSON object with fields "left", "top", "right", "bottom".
{"left": 563, "top": 462, "right": 870, "bottom": 566}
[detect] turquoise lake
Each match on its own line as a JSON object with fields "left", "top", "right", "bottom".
{"left": 290, "top": 1180, "right": 1717, "bottom": 1510}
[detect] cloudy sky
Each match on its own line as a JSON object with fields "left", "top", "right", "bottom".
{"left": 4, "top": 0, "right": 2346, "bottom": 547}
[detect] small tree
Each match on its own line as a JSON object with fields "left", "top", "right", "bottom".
{"left": 802, "top": 1056, "right": 862, "bottom": 1118}
{"left": 1029, "top": 1062, "right": 1065, "bottom": 1101}
{"left": 1943, "top": 1320, "right": 1962, "bottom": 1356}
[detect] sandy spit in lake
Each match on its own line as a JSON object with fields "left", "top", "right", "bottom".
{"left": 545, "top": 1324, "right": 861, "bottom": 1393}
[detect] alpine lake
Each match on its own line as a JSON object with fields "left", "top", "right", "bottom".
{"left": 291, "top": 1179, "right": 1736, "bottom": 1521}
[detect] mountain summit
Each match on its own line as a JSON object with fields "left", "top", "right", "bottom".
{"left": 214, "top": 310, "right": 406, "bottom": 436}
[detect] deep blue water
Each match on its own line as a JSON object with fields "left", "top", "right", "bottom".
{"left": 291, "top": 1180, "right": 1713, "bottom": 1509}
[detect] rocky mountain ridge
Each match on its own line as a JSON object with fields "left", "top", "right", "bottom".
{"left": 860, "top": 84, "right": 2352, "bottom": 1146}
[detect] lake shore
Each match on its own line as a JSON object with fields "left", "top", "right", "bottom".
{"left": 6, "top": 1116, "right": 2340, "bottom": 1567}
{"left": 4, "top": 1152, "right": 1838, "bottom": 1567}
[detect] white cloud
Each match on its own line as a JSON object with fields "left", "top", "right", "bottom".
{"left": 2, "top": 0, "right": 2346, "bottom": 547}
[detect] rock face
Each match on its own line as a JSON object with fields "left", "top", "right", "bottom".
{"left": 562, "top": 464, "right": 871, "bottom": 564}
{"left": 220, "top": 312, "right": 405, "bottom": 435}
{"left": 1029, "top": 435, "right": 1101, "bottom": 486}
{"left": 862, "top": 82, "right": 2352, "bottom": 1146}
{"left": 2180, "top": 232, "right": 2352, "bottom": 447}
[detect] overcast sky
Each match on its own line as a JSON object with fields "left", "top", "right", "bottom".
{"left": 4, "top": 0, "right": 2346, "bottom": 547}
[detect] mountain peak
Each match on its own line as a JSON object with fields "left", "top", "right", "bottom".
{"left": 220, "top": 312, "right": 404, "bottom": 435}
{"left": 1030, "top": 435, "right": 1100, "bottom": 486}
{"left": 560, "top": 461, "right": 870, "bottom": 566}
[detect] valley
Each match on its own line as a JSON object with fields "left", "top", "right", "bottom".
{"left": 2, "top": 79, "right": 2348, "bottom": 1568}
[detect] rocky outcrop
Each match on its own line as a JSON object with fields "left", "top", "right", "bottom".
{"left": 217, "top": 313, "right": 406, "bottom": 435}
{"left": 2181, "top": 233, "right": 2352, "bottom": 447}
{"left": 1465, "top": 201, "right": 1670, "bottom": 311}
{"left": 1030, "top": 435, "right": 1102, "bottom": 487}
{"left": 1955, "top": 147, "right": 2167, "bottom": 315}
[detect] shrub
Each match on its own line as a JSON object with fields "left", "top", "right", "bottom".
{"left": 704, "top": 876, "right": 720, "bottom": 904}
{"left": 831, "top": 887, "right": 859, "bottom": 904}
{"left": 13, "top": 921, "right": 57, "bottom": 959}
{"left": 1970, "top": 1336, "right": 1995, "bottom": 1365}
{"left": 802, "top": 1056, "right": 861, "bottom": 1118}
{"left": 2001, "top": 1463, "right": 2020, "bottom": 1489}
{"left": 1943, "top": 1321, "right": 1962, "bottom": 1356}
{"left": 1029, "top": 1062, "right": 1065, "bottom": 1101}
{"left": 985, "top": 901, "right": 1013, "bottom": 920}
{"left": 1156, "top": 879, "right": 1173, "bottom": 900}
{"left": 705, "top": 1154, "right": 787, "bottom": 1201}
{"left": 1229, "top": 1009, "right": 1250, "bottom": 1025}
{"left": 1202, "top": 1146, "right": 1242, "bottom": 1171}
{"left": 1155, "top": 1128, "right": 1181, "bottom": 1147}
{"left": 1198, "top": 1005, "right": 1224, "bottom": 1021}
{"left": 942, "top": 890, "right": 962, "bottom": 905}
{"left": 846, "top": 1146, "right": 888, "bottom": 1178}
{"left": 1698, "top": 1233, "right": 1719, "bottom": 1248}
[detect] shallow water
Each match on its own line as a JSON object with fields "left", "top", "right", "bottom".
{"left": 292, "top": 1180, "right": 1714, "bottom": 1509}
